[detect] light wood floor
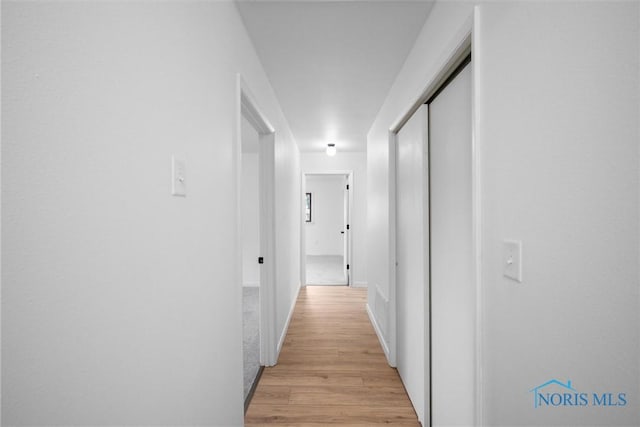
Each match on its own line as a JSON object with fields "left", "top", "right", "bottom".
{"left": 245, "top": 286, "right": 419, "bottom": 426}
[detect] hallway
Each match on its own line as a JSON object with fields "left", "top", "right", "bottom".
{"left": 245, "top": 286, "right": 419, "bottom": 425}
{"left": 3, "top": 1, "right": 640, "bottom": 425}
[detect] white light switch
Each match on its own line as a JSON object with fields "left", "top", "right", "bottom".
{"left": 172, "top": 157, "right": 186, "bottom": 197}
{"left": 503, "top": 240, "right": 522, "bottom": 282}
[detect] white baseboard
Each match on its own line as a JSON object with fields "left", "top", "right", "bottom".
{"left": 351, "top": 281, "right": 368, "bottom": 288}
{"left": 243, "top": 282, "right": 259, "bottom": 288}
{"left": 366, "top": 303, "right": 390, "bottom": 363}
{"left": 277, "top": 283, "right": 301, "bottom": 356}
{"left": 306, "top": 282, "right": 346, "bottom": 286}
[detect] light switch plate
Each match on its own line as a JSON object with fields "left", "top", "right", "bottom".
{"left": 172, "top": 157, "right": 186, "bottom": 197}
{"left": 503, "top": 240, "right": 522, "bottom": 282}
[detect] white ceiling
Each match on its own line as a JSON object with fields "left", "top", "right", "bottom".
{"left": 236, "top": 1, "right": 435, "bottom": 153}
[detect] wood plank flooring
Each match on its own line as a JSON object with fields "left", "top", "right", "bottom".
{"left": 245, "top": 286, "right": 419, "bottom": 426}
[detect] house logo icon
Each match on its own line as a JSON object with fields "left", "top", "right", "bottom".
{"left": 529, "top": 379, "right": 578, "bottom": 408}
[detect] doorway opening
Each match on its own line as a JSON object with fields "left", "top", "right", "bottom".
{"left": 240, "top": 114, "right": 262, "bottom": 407}
{"left": 236, "top": 75, "right": 278, "bottom": 413}
{"left": 302, "top": 172, "right": 352, "bottom": 286}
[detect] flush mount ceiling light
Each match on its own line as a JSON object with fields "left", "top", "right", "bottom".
{"left": 326, "top": 143, "right": 337, "bottom": 157}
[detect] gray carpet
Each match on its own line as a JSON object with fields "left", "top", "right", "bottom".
{"left": 306, "top": 255, "right": 347, "bottom": 285}
{"left": 243, "top": 287, "right": 260, "bottom": 400}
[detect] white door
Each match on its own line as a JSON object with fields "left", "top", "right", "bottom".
{"left": 396, "top": 104, "right": 428, "bottom": 425}
{"left": 429, "top": 63, "right": 474, "bottom": 426}
{"left": 343, "top": 176, "right": 350, "bottom": 285}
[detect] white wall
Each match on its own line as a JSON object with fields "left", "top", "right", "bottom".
{"left": 478, "top": 4, "right": 638, "bottom": 425}
{"left": 305, "top": 175, "right": 344, "bottom": 256}
{"left": 2, "top": 1, "right": 300, "bottom": 425}
{"left": 241, "top": 153, "right": 259, "bottom": 287}
{"left": 301, "top": 152, "right": 367, "bottom": 286}
{"left": 367, "top": 0, "right": 476, "bottom": 345}
{"left": 273, "top": 128, "right": 301, "bottom": 356}
{"left": 368, "top": 2, "right": 639, "bottom": 426}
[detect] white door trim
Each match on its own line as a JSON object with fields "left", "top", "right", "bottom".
{"left": 236, "top": 74, "right": 278, "bottom": 367}
{"left": 301, "top": 170, "right": 353, "bottom": 287}
{"left": 387, "top": 9, "right": 482, "bottom": 426}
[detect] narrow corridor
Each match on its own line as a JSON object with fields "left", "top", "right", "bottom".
{"left": 245, "top": 286, "right": 419, "bottom": 426}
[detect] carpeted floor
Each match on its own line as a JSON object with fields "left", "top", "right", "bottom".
{"left": 306, "top": 254, "right": 347, "bottom": 285}
{"left": 243, "top": 287, "right": 260, "bottom": 401}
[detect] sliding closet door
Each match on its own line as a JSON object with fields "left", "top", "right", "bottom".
{"left": 395, "top": 104, "right": 429, "bottom": 425}
{"left": 429, "top": 63, "right": 474, "bottom": 426}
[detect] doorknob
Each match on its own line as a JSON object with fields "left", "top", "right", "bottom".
{"left": 340, "top": 231, "right": 345, "bottom": 234}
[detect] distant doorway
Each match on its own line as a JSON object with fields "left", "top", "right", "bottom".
{"left": 303, "top": 173, "right": 351, "bottom": 285}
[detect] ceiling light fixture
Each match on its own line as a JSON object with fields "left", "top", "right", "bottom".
{"left": 326, "top": 143, "right": 337, "bottom": 157}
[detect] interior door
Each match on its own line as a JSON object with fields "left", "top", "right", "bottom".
{"left": 396, "top": 104, "right": 428, "bottom": 425}
{"left": 429, "top": 62, "right": 473, "bottom": 426}
{"left": 343, "top": 175, "right": 350, "bottom": 285}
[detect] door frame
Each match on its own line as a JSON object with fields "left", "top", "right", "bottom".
{"left": 300, "top": 170, "right": 353, "bottom": 286}
{"left": 387, "top": 11, "right": 482, "bottom": 426}
{"left": 236, "top": 74, "right": 277, "bottom": 367}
